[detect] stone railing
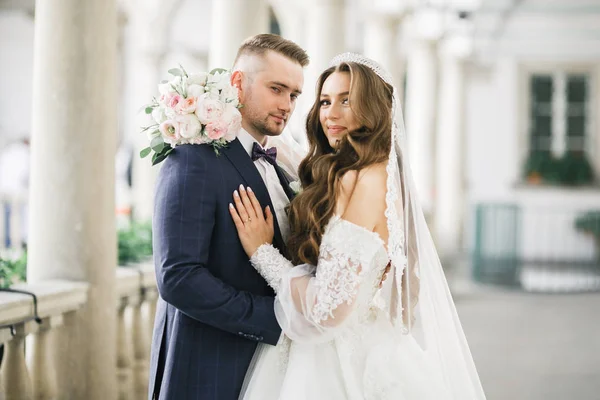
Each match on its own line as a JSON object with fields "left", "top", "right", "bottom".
{"left": 0, "top": 280, "right": 89, "bottom": 400}
{"left": 116, "top": 263, "right": 157, "bottom": 400}
{"left": 0, "top": 262, "right": 157, "bottom": 400}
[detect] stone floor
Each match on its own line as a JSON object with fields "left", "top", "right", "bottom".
{"left": 453, "top": 281, "right": 600, "bottom": 400}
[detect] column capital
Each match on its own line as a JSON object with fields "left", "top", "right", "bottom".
{"left": 121, "top": 0, "right": 181, "bottom": 57}
{"left": 405, "top": 8, "right": 445, "bottom": 43}
{"left": 439, "top": 18, "right": 475, "bottom": 59}
{"left": 360, "top": 0, "right": 407, "bottom": 19}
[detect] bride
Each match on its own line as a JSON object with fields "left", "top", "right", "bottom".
{"left": 228, "top": 53, "right": 486, "bottom": 399}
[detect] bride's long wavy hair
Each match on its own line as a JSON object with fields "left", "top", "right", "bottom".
{"left": 286, "top": 62, "right": 394, "bottom": 265}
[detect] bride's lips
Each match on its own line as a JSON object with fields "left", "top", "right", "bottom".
{"left": 327, "top": 125, "right": 346, "bottom": 135}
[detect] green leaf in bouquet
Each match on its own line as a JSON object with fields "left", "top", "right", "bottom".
{"left": 209, "top": 68, "right": 228, "bottom": 75}
{"left": 151, "top": 144, "right": 174, "bottom": 166}
{"left": 140, "top": 147, "right": 152, "bottom": 158}
{"left": 179, "top": 63, "right": 189, "bottom": 78}
{"left": 152, "top": 151, "right": 168, "bottom": 165}
{"left": 141, "top": 124, "right": 159, "bottom": 132}
{"left": 171, "top": 84, "right": 183, "bottom": 96}
{"left": 151, "top": 136, "right": 165, "bottom": 153}
{"left": 168, "top": 68, "right": 184, "bottom": 77}
{"left": 145, "top": 106, "right": 154, "bottom": 115}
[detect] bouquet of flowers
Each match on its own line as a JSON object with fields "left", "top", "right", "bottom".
{"left": 140, "top": 65, "right": 242, "bottom": 165}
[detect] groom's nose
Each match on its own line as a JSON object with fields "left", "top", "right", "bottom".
{"left": 277, "top": 97, "right": 292, "bottom": 114}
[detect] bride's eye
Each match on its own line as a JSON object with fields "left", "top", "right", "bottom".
{"left": 341, "top": 98, "right": 350, "bottom": 105}
{"left": 320, "top": 99, "right": 331, "bottom": 106}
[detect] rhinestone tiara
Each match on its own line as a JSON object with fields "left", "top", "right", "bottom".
{"left": 329, "top": 52, "right": 394, "bottom": 87}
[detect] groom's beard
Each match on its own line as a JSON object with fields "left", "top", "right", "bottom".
{"left": 250, "top": 115, "right": 287, "bottom": 137}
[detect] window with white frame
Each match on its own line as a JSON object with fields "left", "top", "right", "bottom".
{"left": 529, "top": 71, "right": 591, "bottom": 154}
{"left": 525, "top": 69, "right": 595, "bottom": 185}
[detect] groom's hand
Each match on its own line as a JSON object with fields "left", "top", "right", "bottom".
{"left": 229, "top": 184, "right": 275, "bottom": 258}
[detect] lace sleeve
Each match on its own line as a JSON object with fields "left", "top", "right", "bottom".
{"left": 250, "top": 217, "right": 387, "bottom": 343}
{"left": 250, "top": 244, "right": 293, "bottom": 292}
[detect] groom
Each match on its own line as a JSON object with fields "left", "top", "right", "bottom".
{"left": 148, "top": 34, "right": 309, "bottom": 400}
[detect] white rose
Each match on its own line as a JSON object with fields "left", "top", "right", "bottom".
{"left": 158, "top": 82, "right": 177, "bottom": 96}
{"left": 207, "top": 71, "right": 231, "bottom": 91}
{"left": 222, "top": 105, "right": 242, "bottom": 141}
{"left": 187, "top": 72, "right": 208, "bottom": 86}
{"left": 195, "top": 95, "right": 224, "bottom": 124}
{"left": 187, "top": 84, "right": 205, "bottom": 98}
{"left": 164, "top": 106, "right": 177, "bottom": 119}
{"left": 152, "top": 107, "right": 167, "bottom": 124}
{"left": 176, "top": 114, "right": 201, "bottom": 139}
{"left": 159, "top": 76, "right": 182, "bottom": 96}
{"left": 220, "top": 84, "right": 240, "bottom": 107}
{"left": 221, "top": 104, "right": 240, "bottom": 125}
{"left": 205, "top": 86, "right": 220, "bottom": 100}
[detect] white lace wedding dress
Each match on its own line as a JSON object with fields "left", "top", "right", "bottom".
{"left": 239, "top": 215, "right": 450, "bottom": 400}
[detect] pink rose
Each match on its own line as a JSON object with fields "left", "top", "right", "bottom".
{"left": 159, "top": 120, "right": 180, "bottom": 144}
{"left": 195, "top": 95, "right": 224, "bottom": 124}
{"left": 222, "top": 105, "right": 242, "bottom": 141}
{"left": 177, "top": 96, "right": 197, "bottom": 114}
{"left": 168, "top": 94, "right": 183, "bottom": 110}
{"left": 205, "top": 120, "right": 228, "bottom": 141}
{"left": 225, "top": 113, "right": 242, "bottom": 141}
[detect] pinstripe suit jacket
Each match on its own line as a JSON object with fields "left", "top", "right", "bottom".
{"left": 148, "top": 140, "right": 291, "bottom": 400}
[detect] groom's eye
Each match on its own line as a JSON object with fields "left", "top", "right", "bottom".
{"left": 271, "top": 87, "right": 281, "bottom": 94}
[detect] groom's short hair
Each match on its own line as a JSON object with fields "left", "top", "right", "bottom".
{"left": 233, "top": 34, "right": 309, "bottom": 68}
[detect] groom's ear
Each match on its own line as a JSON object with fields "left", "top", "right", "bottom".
{"left": 231, "top": 70, "right": 244, "bottom": 101}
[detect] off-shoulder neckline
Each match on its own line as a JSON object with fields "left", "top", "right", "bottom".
{"left": 329, "top": 214, "right": 387, "bottom": 250}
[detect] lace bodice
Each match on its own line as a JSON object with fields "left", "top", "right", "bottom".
{"left": 250, "top": 215, "right": 389, "bottom": 341}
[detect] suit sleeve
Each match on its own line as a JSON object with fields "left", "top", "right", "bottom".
{"left": 153, "top": 146, "right": 281, "bottom": 345}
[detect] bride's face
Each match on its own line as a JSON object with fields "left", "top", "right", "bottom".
{"left": 319, "top": 72, "right": 360, "bottom": 148}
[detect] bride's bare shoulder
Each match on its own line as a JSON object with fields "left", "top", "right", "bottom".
{"left": 339, "top": 162, "right": 388, "bottom": 197}
{"left": 337, "top": 163, "right": 388, "bottom": 228}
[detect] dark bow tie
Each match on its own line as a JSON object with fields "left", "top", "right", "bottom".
{"left": 251, "top": 142, "right": 278, "bottom": 166}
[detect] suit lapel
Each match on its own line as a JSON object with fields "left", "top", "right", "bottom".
{"left": 273, "top": 163, "right": 295, "bottom": 201}
{"left": 222, "top": 139, "right": 285, "bottom": 251}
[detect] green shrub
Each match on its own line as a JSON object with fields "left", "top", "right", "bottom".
{"left": 118, "top": 221, "right": 153, "bottom": 266}
{"left": 523, "top": 151, "right": 595, "bottom": 186}
{"left": 0, "top": 251, "right": 27, "bottom": 289}
{"left": 575, "top": 211, "right": 600, "bottom": 238}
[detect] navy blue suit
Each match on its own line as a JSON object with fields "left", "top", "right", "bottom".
{"left": 148, "top": 139, "right": 293, "bottom": 400}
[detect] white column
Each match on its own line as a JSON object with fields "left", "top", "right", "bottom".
{"left": 27, "top": 0, "right": 118, "bottom": 398}
{"left": 306, "top": 0, "right": 345, "bottom": 76}
{"left": 363, "top": 14, "right": 398, "bottom": 81}
{"left": 291, "top": 0, "right": 345, "bottom": 140}
{"left": 124, "top": 1, "right": 180, "bottom": 222}
{"left": 434, "top": 35, "right": 471, "bottom": 259}
{"left": 209, "top": 0, "right": 271, "bottom": 69}
{"left": 271, "top": 0, "right": 306, "bottom": 46}
{"left": 363, "top": 12, "right": 406, "bottom": 122}
{"left": 404, "top": 39, "right": 437, "bottom": 215}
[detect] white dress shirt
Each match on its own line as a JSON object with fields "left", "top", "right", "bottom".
{"left": 237, "top": 129, "right": 291, "bottom": 243}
